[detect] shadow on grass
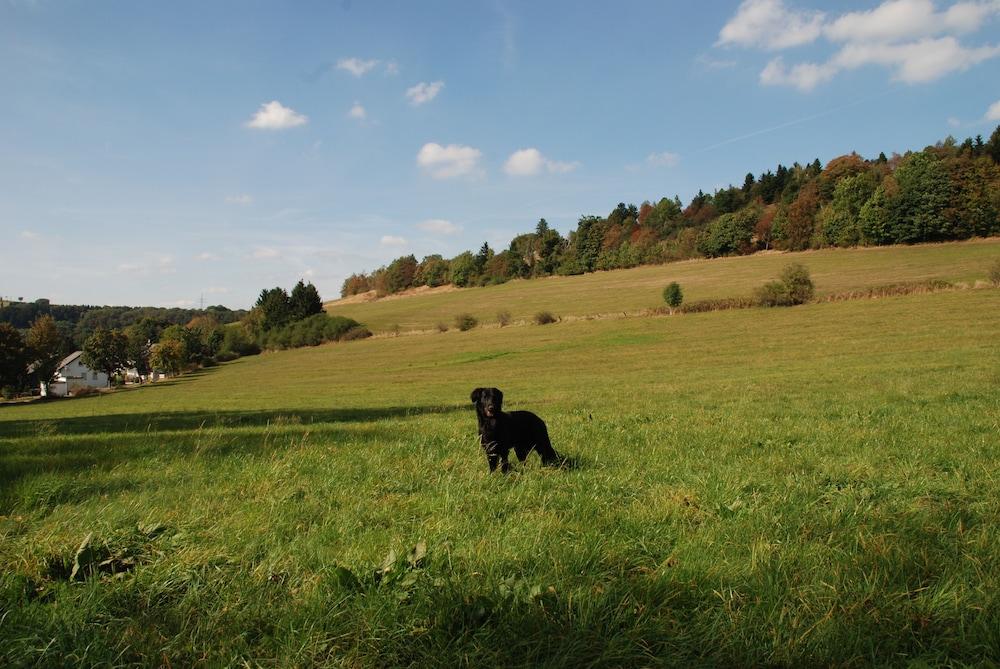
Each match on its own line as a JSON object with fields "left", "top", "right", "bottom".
{"left": 0, "top": 403, "right": 466, "bottom": 438}
{"left": 0, "top": 404, "right": 466, "bottom": 512}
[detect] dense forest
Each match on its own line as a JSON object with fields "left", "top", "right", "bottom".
{"left": 0, "top": 301, "right": 246, "bottom": 351}
{"left": 343, "top": 126, "right": 1000, "bottom": 298}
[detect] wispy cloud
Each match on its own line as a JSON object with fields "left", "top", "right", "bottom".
{"left": 252, "top": 247, "right": 281, "bottom": 259}
{"left": 717, "top": 0, "right": 825, "bottom": 50}
{"left": 336, "top": 57, "right": 379, "bottom": 77}
{"left": 384, "top": 61, "right": 399, "bottom": 76}
{"left": 196, "top": 252, "right": 220, "bottom": 261}
{"left": 380, "top": 235, "right": 407, "bottom": 246}
{"left": 19, "top": 230, "right": 40, "bottom": 240}
{"left": 348, "top": 102, "right": 367, "bottom": 120}
{"left": 244, "top": 101, "right": 308, "bottom": 129}
{"left": 416, "top": 219, "right": 462, "bottom": 235}
{"left": 647, "top": 151, "right": 681, "bottom": 168}
{"left": 225, "top": 194, "right": 253, "bottom": 205}
{"left": 406, "top": 81, "right": 444, "bottom": 105}
{"left": 416, "top": 142, "right": 483, "bottom": 179}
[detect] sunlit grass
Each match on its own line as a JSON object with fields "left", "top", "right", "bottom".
{"left": 1, "top": 284, "right": 999, "bottom": 665}
{"left": 327, "top": 237, "right": 1000, "bottom": 333}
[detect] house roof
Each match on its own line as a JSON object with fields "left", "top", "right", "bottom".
{"left": 57, "top": 351, "right": 83, "bottom": 370}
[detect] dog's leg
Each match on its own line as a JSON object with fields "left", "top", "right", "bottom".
{"left": 486, "top": 453, "right": 500, "bottom": 472}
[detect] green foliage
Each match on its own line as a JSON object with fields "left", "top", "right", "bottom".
{"left": 26, "top": 315, "right": 68, "bottom": 392}
{"left": 454, "top": 313, "right": 478, "bottom": 331}
{"left": 150, "top": 339, "right": 185, "bottom": 375}
{"left": 0, "top": 323, "right": 28, "bottom": 392}
{"left": 289, "top": 280, "right": 324, "bottom": 321}
{"left": 81, "top": 328, "right": 129, "bottom": 385}
{"left": 417, "top": 255, "right": 450, "bottom": 287}
{"left": 260, "top": 314, "right": 364, "bottom": 351}
{"left": 697, "top": 209, "right": 757, "bottom": 257}
{"left": 822, "top": 171, "right": 878, "bottom": 246}
{"left": 662, "top": 282, "right": 683, "bottom": 309}
{"left": 755, "top": 263, "right": 815, "bottom": 307}
{"left": 255, "top": 287, "right": 292, "bottom": 331}
{"left": 221, "top": 325, "right": 260, "bottom": 357}
{"left": 449, "top": 252, "right": 477, "bottom": 288}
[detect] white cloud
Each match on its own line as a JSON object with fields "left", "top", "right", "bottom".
{"left": 717, "top": 0, "right": 825, "bottom": 50}
{"left": 825, "top": 0, "right": 1000, "bottom": 43}
{"left": 948, "top": 116, "right": 963, "bottom": 126}
{"left": 19, "top": 230, "right": 40, "bottom": 240}
{"left": 196, "top": 252, "right": 220, "bottom": 261}
{"left": 380, "top": 235, "right": 407, "bottom": 246}
{"left": 646, "top": 151, "right": 681, "bottom": 168}
{"left": 417, "top": 219, "right": 462, "bottom": 235}
{"left": 348, "top": 102, "right": 367, "bottom": 120}
{"left": 225, "top": 194, "right": 253, "bottom": 205}
{"left": 987, "top": 98, "right": 1000, "bottom": 120}
{"left": 245, "top": 101, "right": 308, "bottom": 130}
{"left": 253, "top": 247, "right": 280, "bottom": 259}
{"left": 336, "top": 57, "right": 379, "bottom": 77}
{"left": 832, "top": 36, "right": 1000, "bottom": 83}
{"left": 503, "top": 148, "right": 580, "bottom": 176}
{"left": 406, "top": 81, "right": 444, "bottom": 105}
{"left": 416, "top": 142, "right": 483, "bottom": 179}
{"left": 384, "top": 61, "right": 399, "bottom": 75}
{"left": 760, "top": 57, "right": 839, "bottom": 91}
{"left": 718, "top": 0, "right": 1000, "bottom": 91}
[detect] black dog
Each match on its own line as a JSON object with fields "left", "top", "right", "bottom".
{"left": 471, "top": 387, "right": 560, "bottom": 472}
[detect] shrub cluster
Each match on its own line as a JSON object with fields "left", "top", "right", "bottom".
{"left": 754, "top": 263, "right": 815, "bottom": 307}
{"left": 260, "top": 314, "right": 367, "bottom": 350}
{"left": 534, "top": 311, "right": 558, "bottom": 325}
{"left": 455, "top": 314, "right": 478, "bottom": 331}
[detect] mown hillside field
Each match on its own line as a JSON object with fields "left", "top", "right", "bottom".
{"left": 2, "top": 245, "right": 1000, "bottom": 666}
{"left": 327, "top": 237, "right": 1000, "bottom": 332}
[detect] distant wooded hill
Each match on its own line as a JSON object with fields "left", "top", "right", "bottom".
{"left": 343, "top": 125, "right": 1000, "bottom": 298}
{"left": 0, "top": 300, "right": 247, "bottom": 349}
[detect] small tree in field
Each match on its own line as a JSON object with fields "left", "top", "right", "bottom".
{"left": 82, "top": 328, "right": 129, "bottom": 387}
{"left": 780, "top": 263, "right": 815, "bottom": 304}
{"left": 989, "top": 258, "right": 1000, "bottom": 286}
{"left": 662, "top": 282, "right": 683, "bottom": 312}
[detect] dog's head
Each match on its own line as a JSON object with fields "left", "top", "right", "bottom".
{"left": 471, "top": 387, "right": 503, "bottom": 419}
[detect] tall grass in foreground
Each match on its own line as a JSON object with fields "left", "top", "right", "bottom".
{"left": 1, "top": 290, "right": 999, "bottom": 666}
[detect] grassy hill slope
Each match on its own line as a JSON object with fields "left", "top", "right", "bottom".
{"left": 326, "top": 238, "right": 1000, "bottom": 332}
{"left": 2, "top": 283, "right": 999, "bottom": 665}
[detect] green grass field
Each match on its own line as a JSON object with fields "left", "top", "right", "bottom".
{"left": 2, "top": 246, "right": 1000, "bottom": 666}
{"left": 327, "top": 237, "right": 1000, "bottom": 333}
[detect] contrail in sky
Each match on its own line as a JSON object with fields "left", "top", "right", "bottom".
{"left": 698, "top": 89, "right": 898, "bottom": 153}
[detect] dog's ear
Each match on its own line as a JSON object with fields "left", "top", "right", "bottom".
{"left": 494, "top": 388, "right": 503, "bottom": 407}
{"left": 470, "top": 388, "right": 483, "bottom": 404}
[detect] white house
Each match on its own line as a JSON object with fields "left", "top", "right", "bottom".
{"left": 42, "top": 351, "right": 109, "bottom": 397}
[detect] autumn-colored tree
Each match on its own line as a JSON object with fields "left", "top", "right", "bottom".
{"left": 416, "top": 255, "right": 450, "bottom": 287}
{"left": 637, "top": 201, "right": 654, "bottom": 226}
{"left": 779, "top": 181, "right": 821, "bottom": 251}
{"left": 819, "top": 153, "right": 867, "bottom": 201}
{"left": 340, "top": 273, "right": 372, "bottom": 297}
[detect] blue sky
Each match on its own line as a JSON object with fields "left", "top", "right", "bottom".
{"left": 3, "top": 0, "right": 999, "bottom": 308}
